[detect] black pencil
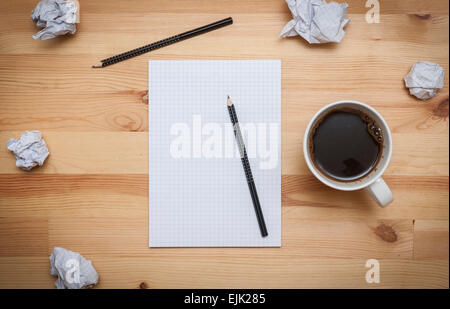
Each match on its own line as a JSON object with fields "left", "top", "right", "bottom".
{"left": 92, "top": 17, "right": 233, "bottom": 68}
{"left": 227, "top": 96, "right": 268, "bottom": 237}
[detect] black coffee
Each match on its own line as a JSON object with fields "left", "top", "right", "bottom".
{"left": 309, "top": 109, "right": 383, "bottom": 182}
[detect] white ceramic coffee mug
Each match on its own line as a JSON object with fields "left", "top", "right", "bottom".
{"left": 303, "top": 100, "right": 393, "bottom": 207}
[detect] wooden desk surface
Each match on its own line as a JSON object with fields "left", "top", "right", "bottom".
{"left": 0, "top": 0, "right": 448, "bottom": 289}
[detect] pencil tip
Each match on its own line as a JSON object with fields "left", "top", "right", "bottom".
{"left": 92, "top": 63, "right": 103, "bottom": 68}
{"left": 227, "top": 95, "right": 233, "bottom": 106}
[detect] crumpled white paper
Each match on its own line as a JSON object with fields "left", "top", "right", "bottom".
{"left": 50, "top": 247, "right": 99, "bottom": 289}
{"left": 280, "top": 0, "right": 350, "bottom": 44}
{"left": 31, "top": 0, "right": 78, "bottom": 40}
{"left": 404, "top": 61, "right": 445, "bottom": 100}
{"left": 7, "top": 131, "right": 50, "bottom": 171}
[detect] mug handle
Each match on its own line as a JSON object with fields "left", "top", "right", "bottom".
{"left": 365, "top": 178, "right": 393, "bottom": 207}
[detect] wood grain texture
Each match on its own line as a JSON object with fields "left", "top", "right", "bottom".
{"left": 0, "top": 0, "right": 448, "bottom": 288}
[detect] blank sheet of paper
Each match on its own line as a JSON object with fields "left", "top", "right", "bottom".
{"left": 149, "top": 60, "right": 281, "bottom": 247}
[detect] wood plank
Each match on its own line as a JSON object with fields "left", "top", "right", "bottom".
{"left": 0, "top": 55, "right": 447, "bottom": 94}
{"left": 0, "top": 257, "right": 53, "bottom": 289}
{"left": 282, "top": 175, "right": 449, "bottom": 219}
{"left": 0, "top": 0, "right": 448, "bottom": 15}
{"left": 0, "top": 256, "right": 447, "bottom": 288}
{"left": 93, "top": 257, "right": 449, "bottom": 288}
{"left": 414, "top": 220, "right": 449, "bottom": 259}
{"left": 0, "top": 174, "right": 447, "bottom": 220}
{"left": 0, "top": 92, "right": 149, "bottom": 132}
{"left": 0, "top": 218, "right": 48, "bottom": 257}
{"left": 0, "top": 174, "right": 147, "bottom": 219}
{"left": 1, "top": 131, "right": 447, "bottom": 176}
{"left": 0, "top": 14, "right": 448, "bottom": 55}
{"left": 0, "top": 132, "right": 148, "bottom": 174}
{"left": 46, "top": 216, "right": 412, "bottom": 259}
{"left": 0, "top": 91, "right": 448, "bottom": 133}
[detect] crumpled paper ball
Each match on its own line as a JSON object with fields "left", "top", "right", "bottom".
{"left": 31, "top": 0, "right": 79, "bottom": 40}
{"left": 7, "top": 131, "right": 50, "bottom": 171}
{"left": 404, "top": 61, "right": 445, "bottom": 100}
{"left": 280, "top": 0, "right": 350, "bottom": 44}
{"left": 50, "top": 247, "right": 99, "bottom": 289}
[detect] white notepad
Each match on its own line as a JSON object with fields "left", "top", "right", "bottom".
{"left": 149, "top": 60, "right": 281, "bottom": 247}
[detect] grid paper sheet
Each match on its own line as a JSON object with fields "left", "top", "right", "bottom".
{"left": 149, "top": 60, "right": 281, "bottom": 247}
